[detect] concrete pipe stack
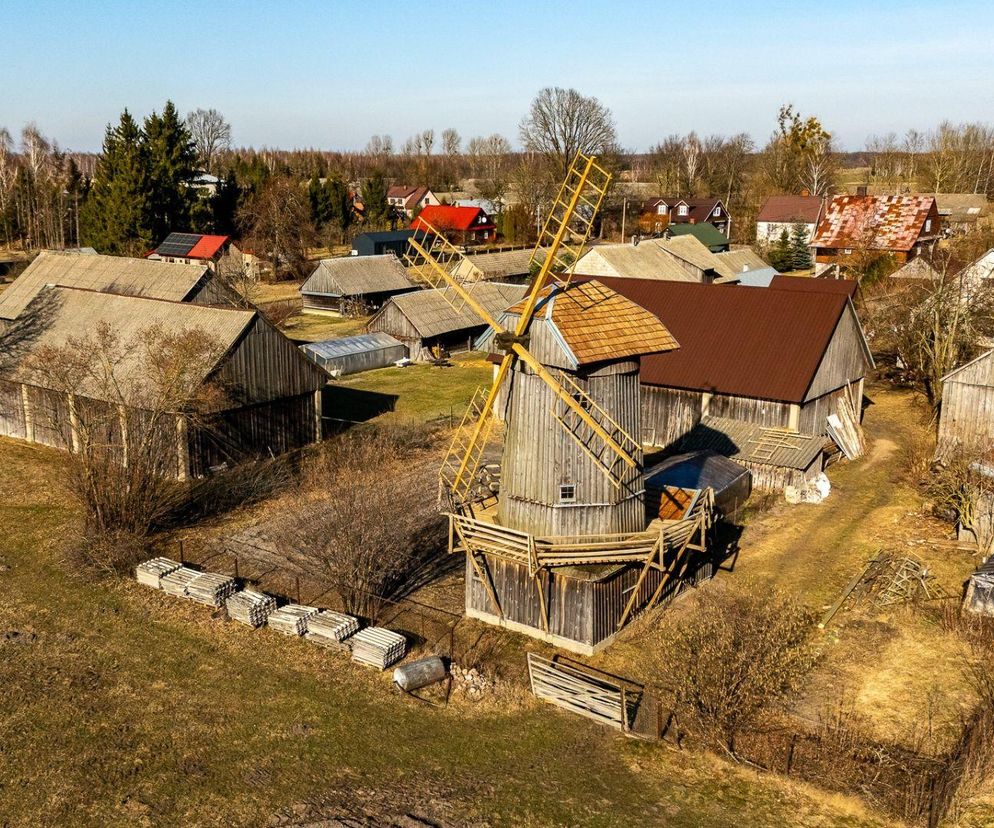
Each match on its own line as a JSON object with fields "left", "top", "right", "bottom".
{"left": 267, "top": 604, "right": 319, "bottom": 636}
{"left": 350, "top": 627, "right": 406, "bottom": 670}
{"left": 226, "top": 589, "right": 277, "bottom": 627}
{"left": 135, "top": 557, "right": 181, "bottom": 589}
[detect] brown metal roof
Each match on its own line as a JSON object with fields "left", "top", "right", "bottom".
{"left": 599, "top": 278, "right": 853, "bottom": 403}
{"left": 769, "top": 274, "right": 858, "bottom": 299}
{"left": 756, "top": 195, "right": 824, "bottom": 224}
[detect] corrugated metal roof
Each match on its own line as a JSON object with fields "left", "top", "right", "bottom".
{"left": 811, "top": 195, "right": 936, "bottom": 252}
{"left": 0, "top": 251, "right": 210, "bottom": 320}
{"left": 411, "top": 205, "right": 492, "bottom": 232}
{"left": 301, "top": 332, "right": 403, "bottom": 360}
{"left": 665, "top": 223, "right": 729, "bottom": 251}
{"left": 715, "top": 248, "right": 774, "bottom": 274}
{"left": 382, "top": 282, "right": 527, "bottom": 338}
{"left": 575, "top": 240, "right": 699, "bottom": 282}
{"left": 600, "top": 278, "right": 859, "bottom": 403}
{"left": 769, "top": 274, "right": 858, "bottom": 299}
{"left": 501, "top": 279, "right": 678, "bottom": 366}
{"left": 678, "top": 417, "right": 825, "bottom": 471}
{"left": 757, "top": 195, "right": 824, "bottom": 224}
{"left": 6, "top": 286, "right": 255, "bottom": 404}
{"left": 733, "top": 268, "right": 778, "bottom": 287}
{"left": 301, "top": 255, "right": 415, "bottom": 298}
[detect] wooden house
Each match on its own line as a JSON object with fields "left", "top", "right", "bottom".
{"left": 0, "top": 251, "right": 239, "bottom": 322}
{"left": 0, "top": 286, "right": 327, "bottom": 478}
{"left": 366, "top": 282, "right": 526, "bottom": 361}
{"left": 387, "top": 185, "right": 439, "bottom": 219}
{"left": 811, "top": 195, "right": 941, "bottom": 264}
{"left": 600, "top": 276, "right": 874, "bottom": 490}
{"left": 299, "top": 255, "right": 417, "bottom": 315}
{"left": 640, "top": 197, "right": 731, "bottom": 238}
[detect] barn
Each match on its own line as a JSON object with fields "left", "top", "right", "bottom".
{"left": 601, "top": 276, "right": 874, "bottom": 489}
{"left": 366, "top": 282, "right": 526, "bottom": 361}
{"left": 0, "top": 251, "right": 239, "bottom": 321}
{"left": 450, "top": 248, "right": 539, "bottom": 284}
{"left": 0, "top": 286, "right": 327, "bottom": 479}
{"left": 938, "top": 349, "right": 994, "bottom": 453}
{"left": 299, "top": 255, "right": 417, "bottom": 315}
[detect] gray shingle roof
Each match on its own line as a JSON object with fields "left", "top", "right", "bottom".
{"left": 575, "top": 241, "right": 699, "bottom": 282}
{"left": 301, "top": 255, "right": 415, "bottom": 298}
{"left": 384, "top": 282, "right": 527, "bottom": 338}
{"left": 677, "top": 416, "right": 825, "bottom": 471}
{"left": 452, "top": 248, "right": 538, "bottom": 281}
{"left": 714, "top": 248, "right": 773, "bottom": 275}
{"left": 0, "top": 251, "right": 211, "bottom": 320}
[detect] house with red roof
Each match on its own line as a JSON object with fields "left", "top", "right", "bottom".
{"left": 756, "top": 193, "right": 824, "bottom": 245}
{"left": 639, "top": 197, "right": 731, "bottom": 238}
{"left": 410, "top": 204, "right": 496, "bottom": 245}
{"left": 387, "top": 185, "right": 439, "bottom": 219}
{"left": 149, "top": 232, "right": 231, "bottom": 270}
{"left": 810, "top": 195, "right": 940, "bottom": 264}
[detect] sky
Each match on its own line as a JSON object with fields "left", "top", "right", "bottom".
{"left": 2, "top": 0, "right": 993, "bottom": 154}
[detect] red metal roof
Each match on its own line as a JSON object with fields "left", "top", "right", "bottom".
{"left": 185, "top": 234, "right": 229, "bottom": 260}
{"left": 810, "top": 195, "right": 936, "bottom": 253}
{"left": 411, "top": 205, "right": 493, "bottom": 232}
{"left": 757, "top": 195, "right": 824, "bottom": 224}
{"left": 598, "top": 278, "right": 853, "bottom": 403}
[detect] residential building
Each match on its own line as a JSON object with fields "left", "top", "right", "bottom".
{"left": 756, "top": 194, "right": 824, "bottom": 244}
{"left": 924, "top": 193, "right": 989, "bottom": 235}
{"left": 411, "top": 205, "right": 496, "bottom": 245}
{"left": 574, "top": 235, "right": 737, "bottom": 283}
{"left": 810, "top": 195, "right": 941, "bottom": 264}
{"left": 148, "top": 232, "right": 231, "bottom": 269}
{"left": 639, "top": 197, "right": 731, "bottom": 237}
{"left": 386, "top": 185, "right": 439, "bottom": 219}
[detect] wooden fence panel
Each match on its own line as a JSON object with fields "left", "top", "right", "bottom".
{"left": 527, "top": 653, "right": 625, "bottom": 730}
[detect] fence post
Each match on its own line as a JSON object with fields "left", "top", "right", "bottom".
{"left": 295, "top": 576, "right": 301, "bottom": 604}
{"left": 620, "top": 687, "right": 628, "bottom": 733}
{"left": 786, "top": 733, "right": 798, "bottom": 775}
{"left": 234, "top": 555, "right": 239, "bottom": 580}
{"left": 179, "top": 540, "right": 185, "bottom": 564}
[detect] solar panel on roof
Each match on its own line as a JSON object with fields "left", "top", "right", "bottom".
{"left": 155, "top": 233, "right": 201, "bottom": 257}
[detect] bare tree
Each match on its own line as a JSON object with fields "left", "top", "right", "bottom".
{"left": 365, "top": 134, "right": 394, "bottom": 157}
{"left": 519, "top": 87, "right": 618, "bottom": 178}
{"left": 238, "top": 176, "right": 316, "bottom": 280}
{"left": 682, "top": 132, "right": 702, "bottom": 193}
{"left": 186, "top": 108, "right": 232, "bottom": 174}
{"left": 468, "top": 133, "right": 511, "bottom": 211}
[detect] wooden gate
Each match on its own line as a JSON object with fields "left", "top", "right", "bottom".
{"left": 527, "top": 652, "right": 641, "bottom": 731}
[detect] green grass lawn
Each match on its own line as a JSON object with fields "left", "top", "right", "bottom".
{"left": 0, "top": 437, "right": 893, "bottom": 828}
{"left": 281, "top": 311, "right": 370, "bottom": 343}
{"left": 332, "top": 351, "right": 494, "bottom": 425}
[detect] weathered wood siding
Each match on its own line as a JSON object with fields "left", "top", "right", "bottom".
{"left": 938, "top": 380, "right": 994, "bottom": 451}
{"left": 217, "top": 317, "right": 327, "bottom": 406}
{"left": 187, "top": 392, "right": 318, "bottom": 477}
{"left": 0, "top": 380, "right": 26, "bottom": 439}
{"left": 366, "top": 302, "right": 420, "bottom": 343}
{"left": 189, "top": 276, "right": 242, "bottom": 308}
{"left": 499, "top": 360, "right": 645, "bottom": 536}
{"left": 804, "top": 305, "right": 869, "bottom": 402}
{"left": 798, "top": 385, "right": 862, "bottom": 435}
{"left": 26, "top": 386, "right": 70, "bottom": 448}
{"left": 640, "top": 386, "right": 702, "bottom": 447}
{"left": 708, "top": 394, "right": 791, "bottom": 428}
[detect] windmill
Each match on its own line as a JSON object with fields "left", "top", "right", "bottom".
{"left": 404, "top": 152, "right": 637, "bottom": 511}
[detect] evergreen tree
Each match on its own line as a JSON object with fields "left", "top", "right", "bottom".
{"left": 144, "top": 101, "right": 197, "bottom": 240}
{"left": 768, "top": 228, "right": 793, "bottom": 272}
{"left": 361, "top": 172, "right": 390, "bottom": 227}
{"left": 210, "top": 171, "right": 241, "bottom": 236}
{"left": 789, "top": 222, "right": 812, "bottom": 271}
{"left": 324, "top": 177, "right": 353, "bottom": 242}
{"left": 80, "top": 110, "right": 153, "bottom": 256}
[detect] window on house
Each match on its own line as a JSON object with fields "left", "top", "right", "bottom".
{"left": 657, "top": 204, "right": 667, "bottom": 215}
{"left": 559, "top": 484, "right": 576, "bottom": 503}
{"left": 925, "top": 218, "right": 932, "bottom": 232}
{"left": 678, "top": 205, "right": 688, "bottom": 216}
{"left": 843, "top": 248, "right": 853, "bottom": 255}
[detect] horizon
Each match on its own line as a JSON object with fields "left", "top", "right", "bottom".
{"left": 3, "top": 0, "right": 993, "bottom": 154}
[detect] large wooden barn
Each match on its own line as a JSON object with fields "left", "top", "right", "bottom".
{"left": 600, "top": 276, "right": 874, "bottom": 489}
{"left": 299, "top": 255, "right": 417, "bottom": 315}
{"left": 366, "top": 282, "right": 526, "bottom": 361}
{"left": 0, "top": 251, "right": 239, "bottom": 321}
{"left": 0, "top": 286, "right": 327, "bottom": 478}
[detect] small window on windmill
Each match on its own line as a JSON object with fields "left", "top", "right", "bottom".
{"left": 559, "top": 484, "right": 577, "bottom": 503}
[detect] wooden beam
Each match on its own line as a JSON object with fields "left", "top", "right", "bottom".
{"left": 534, "top": 571, "right": 550, "bottom": 633}
{"left": 467, "top": 551, "right": 502, "bottom": 619}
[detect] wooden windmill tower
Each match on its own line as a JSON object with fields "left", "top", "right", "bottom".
{"left": 405, "top": 153, "right": 707, "bottom": 653}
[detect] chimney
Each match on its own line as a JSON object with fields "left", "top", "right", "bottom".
{"left": 856, "top": 185, "right": 868, "bottom": 197}
{"left": 800, "top": 188, "right": 810, "bottom": 197}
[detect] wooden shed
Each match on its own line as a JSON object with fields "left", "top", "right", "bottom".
{"left": 366, "top": 282, "right": 526, "bottom": 361}
{"left": 0, "top": 286, "right": 327, "bottom": 478}
{"left": 299, "top": 255, "right": 417, "bottom": 315}
{"left": 0, "top": 251, "right": 238, "bottom": 322}
{"left": 601, "top": 276, "right": 873, "bottom": 489}
{"left": 938, "top": 349, "right": 994, "bottom": 453}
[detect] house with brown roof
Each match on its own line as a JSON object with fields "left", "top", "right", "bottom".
{"left": 810, "top": 195, "right": 940, "bottom": 264}
{"left": 639, "top": 197, "right": 731, "bottom": 238}
{"left": 387, "top": 185, "right": 439, "bottom": 219}
{"left": 756, "top": 194, "right": 824, "bottom": 245}
{"left": 599, "top": 277, "right": 873, "bottom": 489}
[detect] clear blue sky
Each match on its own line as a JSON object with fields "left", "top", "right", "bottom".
{"left": 2, "top": 0, "right": 992, "bottom": 153}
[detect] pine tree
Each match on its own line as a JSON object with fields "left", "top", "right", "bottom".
{"left": 324, "top": 177, "right": 353, "bottom": 242}
{"left": 80, "top": 110, "right": 152, "bottom": 256}
{"left": 789, "top": 222, "right": 812, "bottom": 271}
{"left": 768, "top": 228, "right": 793, "bottom": 272}
{"left": 209, "top": 171, "right": 241, "bottom": 236}
{"left": 144, "top": 101, "right": 197, "bottom": 240}
{"left": 361, "top": 173, "right": 390, "bottom": 228}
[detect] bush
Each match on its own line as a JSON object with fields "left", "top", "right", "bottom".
{"left": 658, "top": 583, "right": 817, "bottom": 755}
